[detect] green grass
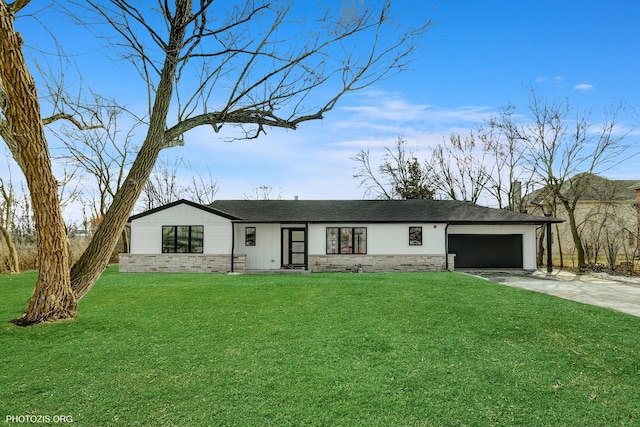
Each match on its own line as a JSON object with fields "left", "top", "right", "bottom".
{"left": 1, "top": 267, "right": 639, "bottom": 426}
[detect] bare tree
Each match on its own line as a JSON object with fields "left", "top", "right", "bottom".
{"left": 574, "top": 176, "right": 637, "bottom": 271}
{"left": 244, "top": 185, "right": 283, "bottom": 201}
{"left": 355, "top": 128, "right": 534, "bottom": 208}
{"left": 353, "top": 137, "right": 434, "bottom": 199}
{"left": 1, "top": 1, "right": 430, "bottom": 324}
{"left": 481, "top": 119, "right": 534, "bottom": 211}
{"left": 140, "top": 157, "right": 185, "bottom": 210}
{"left": 57, "top": 97, "right": 141, "bottom": 219}
{"left": 428, "top": 132, "right": 491, "bottom": 203}
{"left": 184, "top": 165, "right": 219, "bottom": 206}
{"left": 140, "top": 157, "right": 219, "bottom": 209}
{"left": 54, "top": 97, "right": 141, "bottom": 253}
{"left": 496, "top": 90, "right": 631, "bottom": 269}
{"left": 0, "top": 175, "right": 19, "bottom": 273}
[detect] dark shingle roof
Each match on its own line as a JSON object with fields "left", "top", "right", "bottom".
{"left": 208, "top": 199, "right": 560, "bottom": 224}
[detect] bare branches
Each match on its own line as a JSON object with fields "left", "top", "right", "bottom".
{"left": 494, "top": 89, "right": 634, "bottom": 268}
{"left": 42, "top": 112, "right": 102, "bottom": 130}
{"left": 244, "top": 185, "right": 283, "bottom": 201}
{"left": 52, "top": 97, "right": 142, "bottom": 218}
{"left": 140, "top": 157, "right": 218, "bottom": 209}
{"left": 352, "top": 148, "right": 393, "bottom": 200}
{"left": 82, "top": 0, "right": 430, "bottom": 140}
{"left": 353, "top": 137, "right": 433, "bottom": 200}
{"left": 428, "top": 133, "right": 491, "bottom": 204}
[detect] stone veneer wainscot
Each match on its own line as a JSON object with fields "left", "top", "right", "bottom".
{"left": 308, "top": 254, "right": 455, "bottom": 273}
{"left": 119, "top": 254, "right": 246, "bottom": 273}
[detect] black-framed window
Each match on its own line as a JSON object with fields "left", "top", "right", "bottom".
{"left": 245, "top": 227, "right": 256, "bottom": 246}
{"left": 409, "top": 227, "right": 423, "bottom": 246}
{"left": 326, "top": 227, "right": 367, "bottom": 254}
{"left": 162, "top": 225, "right": 203, "bottom": 253}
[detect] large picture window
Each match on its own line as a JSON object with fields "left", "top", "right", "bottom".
{"left": 326, "top": 227, "right": 367, "bottom": 254}
{"left": 162, "top": 225, "right": 204, "bottom": 253}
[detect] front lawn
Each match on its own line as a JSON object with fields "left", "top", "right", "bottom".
{"left": 1, "top": 267, "right": 639, "bottom": 426}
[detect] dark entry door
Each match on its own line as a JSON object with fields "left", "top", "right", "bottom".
{"left": 282, "top": 228, "right": 306, "bottom": 268}
{"left": 448, "top": 234, "right": 523, "bottom": 268}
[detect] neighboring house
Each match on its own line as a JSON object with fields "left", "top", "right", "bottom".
{"left": 120, "top": 199, "right": 561, "bottom": 274}
{"left": 524, "top": 174, "right": 639, "bottom": 265}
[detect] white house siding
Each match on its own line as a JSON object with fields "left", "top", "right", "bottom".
{"left": 234, "top": 223, "right": 283, "bottom": 270}
{"left": 307, "top": 223, "right": 449, "bottom": 272}
{"left": 447, "top": 224, "right": 538, "bottom": 270}
{"left": 121, "top": 204, "right": 235, "bottom": 273}
{"left": 130, "top": 203, "right": 233, "bottom": 253}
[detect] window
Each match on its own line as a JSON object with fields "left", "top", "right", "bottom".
{"left": 162, "top": 225, "right": 203, "bottom": 253}
{"left": 245, "top": 227, "right": 256, "bottom": 246}
{"left": 326, "top": 227, "right": 367, "bottom": 254}
{"left": 409, "top": 227, "right": 422, "bottom": 246}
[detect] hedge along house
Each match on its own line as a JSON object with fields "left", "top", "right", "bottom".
{"left": 119, "top": 199, "right": 562, "bottom": 274}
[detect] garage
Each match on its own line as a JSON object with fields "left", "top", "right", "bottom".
{"left": 448, "top": 234, "right": 523, "bottom": 268}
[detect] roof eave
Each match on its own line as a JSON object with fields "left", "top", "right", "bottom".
{"left": 128, "top": 199, "right": 242, "bottom": 222}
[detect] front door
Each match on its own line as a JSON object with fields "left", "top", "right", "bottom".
{"left": 282, "top": 228, "right": 306, "bottom": 268}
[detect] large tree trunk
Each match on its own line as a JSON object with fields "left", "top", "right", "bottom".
{"left": 0, "top": 3, "right": 76, "bottom": 325}
{"left": 555, "top": 223, "right": 564, "bottom": 268}
{"left": 120, "top": 229, "right": 129, "bottom": 254}
{"left": 537, "top": 226, "right": 544, "bottom": 266}
{"left": 561, "top": 199, "right": 585, "bottom": 269}
{"left": 70, "top": 0, "right": 191, "bottom": 299}
{"left": 0, "top": 223, "right": 20, "bottom": 273}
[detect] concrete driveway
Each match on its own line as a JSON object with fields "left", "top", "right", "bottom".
{"left": 468, "top": 269, "right": 640, "bottom": 318}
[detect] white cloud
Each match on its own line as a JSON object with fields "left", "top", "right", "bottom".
{"left": 574, "top": 83, "right": 594, "bottom": 91}
{"left": 339, "top": 95, "right": 492, "bottom": 125}
{"left": 339, "top": 98, "right": 432, "bottom": 122}
{"left": 535, "top": 76, "right": 564, "bottom": 84}
{"left": 142, "top": 90, "right": 505, "bottom": 202}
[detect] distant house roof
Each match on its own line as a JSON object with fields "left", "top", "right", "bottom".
{"left": 526, "top": 174, "right": 639, "bottom": 205}
{"left": 208, "top": 199, "right": 560, "bottom": 224}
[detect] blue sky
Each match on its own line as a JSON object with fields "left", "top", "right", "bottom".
{"left": 199, "top": 0, "right": 640, "bottom": 201}
{"left": 9, "top": 0, "right": 640, "bottom": 216}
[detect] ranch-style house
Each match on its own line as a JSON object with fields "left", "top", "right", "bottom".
{"left": 119, "top": 199, "right": 561, "bottom": 274}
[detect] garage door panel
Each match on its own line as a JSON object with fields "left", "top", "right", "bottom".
{"left": 448, "top": 234, "right": 523, "bottom": 268}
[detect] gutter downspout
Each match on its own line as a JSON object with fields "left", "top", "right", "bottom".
{"left": 304, "top": 222, "right": 309, "bottom": 271}
{"left": 231, "top": 221, "right": 235, "bottom": 273}
{"left": 444, "top": 223, "right": 450, "bottom": 271}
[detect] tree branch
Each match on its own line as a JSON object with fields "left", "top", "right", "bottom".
{"left": 8, "top": 0, "right": 30, "bottom": 14}
{"left": 42, "top": 112, "right": 102, "bottom": 130}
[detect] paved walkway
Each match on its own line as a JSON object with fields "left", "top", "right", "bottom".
{"left": 470, "top": 269, "right": 640, "bottom": 318}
